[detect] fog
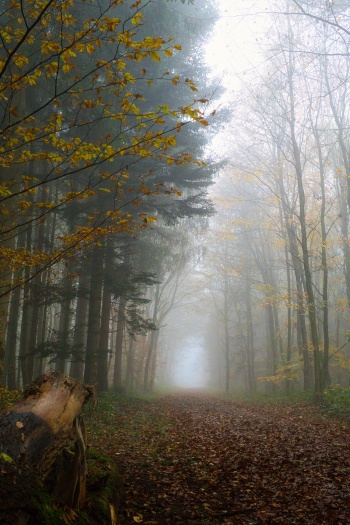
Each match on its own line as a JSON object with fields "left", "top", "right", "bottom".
{"left": 2, "top": 0, "right": 350, "bottom": 397}
{"left": 172, "top": 336, "right": 208, "bottom": 389}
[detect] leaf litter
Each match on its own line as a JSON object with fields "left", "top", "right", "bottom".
{"left": 88, "top": 393, "right": 350, "bottom": 524}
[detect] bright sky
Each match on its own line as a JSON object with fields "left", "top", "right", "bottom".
{"left": 206, "top": 0, "right": 272, "bottom": 92}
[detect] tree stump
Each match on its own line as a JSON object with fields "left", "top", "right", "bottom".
{"left": 0, "top": 371, "right": 94, "bottom": 524}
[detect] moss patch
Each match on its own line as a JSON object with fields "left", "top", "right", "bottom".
{"left": 85, "top": 449, "right": 123, "bottom": 525}
{"left": 0, "top": 449, "right": 122, "bottom": 525}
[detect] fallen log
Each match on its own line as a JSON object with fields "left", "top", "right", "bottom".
{"left": 0, "top": 371, "right": 94, "bottom": 524}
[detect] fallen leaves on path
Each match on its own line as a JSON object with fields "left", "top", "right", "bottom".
{"left": 89, "top": 393, "right": 350, "bottom": 524}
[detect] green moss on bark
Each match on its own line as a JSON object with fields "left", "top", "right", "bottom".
{"left": 0, "top": 450, "right": 122, "bottom": 524}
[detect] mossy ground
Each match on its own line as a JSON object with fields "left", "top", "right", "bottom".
{"left": 0, "top": 449, "right": 121, "bottom": 525}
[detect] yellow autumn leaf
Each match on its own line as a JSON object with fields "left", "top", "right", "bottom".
{"left": 14, "top": 55, "right": 29, "bottom": 68}
{"left": 150, "top": 51, "right": 161, "bottom": 62}
{"left": 0, "top": 453, "right": 13, "bottom": 463}
{"left": 133, "top": 514, "right": 143, "bottom": 522}
{"left": 62, "top": 63, "right": 74, "bottom": 73}
{"left": 131, "top": 13, "right": 143, "bottom": 25}
{"left": 27, "top": 75, "right": 38, "bottom": 85}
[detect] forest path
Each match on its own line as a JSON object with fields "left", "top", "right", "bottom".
{"left": 89, "top": 392, "right": 350, "bottom": 525}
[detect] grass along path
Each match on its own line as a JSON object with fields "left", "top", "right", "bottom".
{"left": 87, "top": 392, "right": 350, "bottom": 524}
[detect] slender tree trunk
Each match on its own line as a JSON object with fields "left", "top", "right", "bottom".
{"left": 267, "top": 304, "right": 278, "bottom": 377}
{"left": 19, "top": 223, "right": 33, "bottom": 387}
{"left": 313, "top": 126, "right": 331, "bottom": 389}
{"left": 84, "top": 244, "right": 104, "bottom": 384}
{"left": 55, "top": 260, "right": 74, "bottom": 373}
{"left": 33, "top": 292, "right": 48, "bottom": 378}
{"left": 113, "top": 296, "right": 126, "bottom": 391}
{"left": 97, "top": 285, "right": 112, "bottom": 392}
{"left": 287, "top": 23, "right": 321, "bottom": 394}
{"left": 223, "top": 270, "right": 231, "bottom": 395}
{"left": 25, "top": 183, "right": 46, "bottom": 381}
{"left": 149, "top": 330, "right": 160, "bottom": 391}
{"left": 277, "top": 168, "right": 312, "bottom": 390}
{"left": 246, "top": 234, "right": 279, "bottom": 388}
{"left": 97, "top": 241, "right": 113, "bottom": 391}
{"left": 285, "top": 246, "right": 293, "bottom": 394}
{"left": 3, "top": 286, "right": 21, "bottom": 389}
{"left": 245, "top": 278, "right": 256, "bottom": 394}
{"left": 26, "top": 274, "right": 41, "bottom": 381}
{"left": 143, "top": 283, "right": 160, "bottom": 392}
{"left": 143, "top": 329, "right": 157, "bottom": 392}
{"left": 69, "top": 265, "right": 89, "bottom": 380}
{"left": 125, "top": 336, "right": 135, "bottom": 390}
{"left": 3, "top": 228, "right": 26, "bottom": 388}
{"left": 0, "top": 245, "right": 13, "bottom": 376}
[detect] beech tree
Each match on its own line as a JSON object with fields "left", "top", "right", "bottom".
{"left": 200, "top": 0, "right": 350, "bottom": 395}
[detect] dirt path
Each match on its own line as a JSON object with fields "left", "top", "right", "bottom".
{"left": 90, "top": 393, "right": 350, "bottom": 524}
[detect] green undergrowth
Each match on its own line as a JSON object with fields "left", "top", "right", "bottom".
{"left": 86, "top": 390, "right": 171, "bottom": 445}
{"left": 322, "top": 385, "right": 350, "bottom": 418}
{"left": 231, "top": 386, "right": 350, "bottom": 420}
{"left": 231, "top": 389, "right": 315, "bottom": 406}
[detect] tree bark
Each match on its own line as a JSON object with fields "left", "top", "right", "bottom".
{"left": 69, "top": 263, "right": 89, "bottom": 381}
{"left": 55, "top": 260, "right": 75, "bottom": 373}
{"left": 113, "top": 296, "right": 126, "bottom": 391}
{"left": 143, "top": 283, "right": 160, "bottom": 392}
{"left": 0, "top": 371, "right": 94, "bottom": 524}
{"left": 84, "top": 243, "right": 104, "bottom": 384}
{"left": 286, "top": 20, "right": 321, "bottom": 394}
{"left": 97, "top": 241, "right": 113, "bottom": 392}
{"left": 245, "top": 278, "right": 256, "bottom": 394}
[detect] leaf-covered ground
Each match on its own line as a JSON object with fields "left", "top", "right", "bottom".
{"left": 88, "top": 392, "right": 350, "bottom": 524}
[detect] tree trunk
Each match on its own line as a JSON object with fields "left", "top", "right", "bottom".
{"left": 97, "top": 241, "right": 113, "bottom": 392}
{"left": 19, "top": 222, "right": 33, "bottom": 387}
{"left": 84, "top": 244, "right": 104, "bottom": 384}
{"left": 287, "top": 22, "right": 321, "bottom": 394}
{"left": 2, "top": 228, "right": 26, "bottom": 388}
{"left": 245, "top": 278, "right": 256, "bottom": 394}
{"left": 277, "top": 167, "right": 312, "bottom": 391}
{"left": 55, "top": 260, "right": 75, "bottom": 374}
{"left": 223, "top": 270, "right": 231, "bottom": 395}
{"left": 113, "top": 296, "right": 126, "bottom": 391}
{"left": 69, "top": 263, "right": 89, "bottom": 381}
{"left": 125, "top": 335, "right": 135, "bottom": 390}
{"left": 143, "top": 283, "right": 160, "bottom": 392}
{"left": 149, "top": 330, "right": 160, "bottom": 391}
{"left": 0, "top": 371, "right": 94, "bottom": 524}
{"left": 313, "top": 126, "right": 331, "bottom": 390}
{"left": 97, "top": 284, "right": 112, "bottom": 392}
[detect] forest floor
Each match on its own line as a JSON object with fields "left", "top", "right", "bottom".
{"left": 87, "top": 391, "right": 350, "bottom": 525}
